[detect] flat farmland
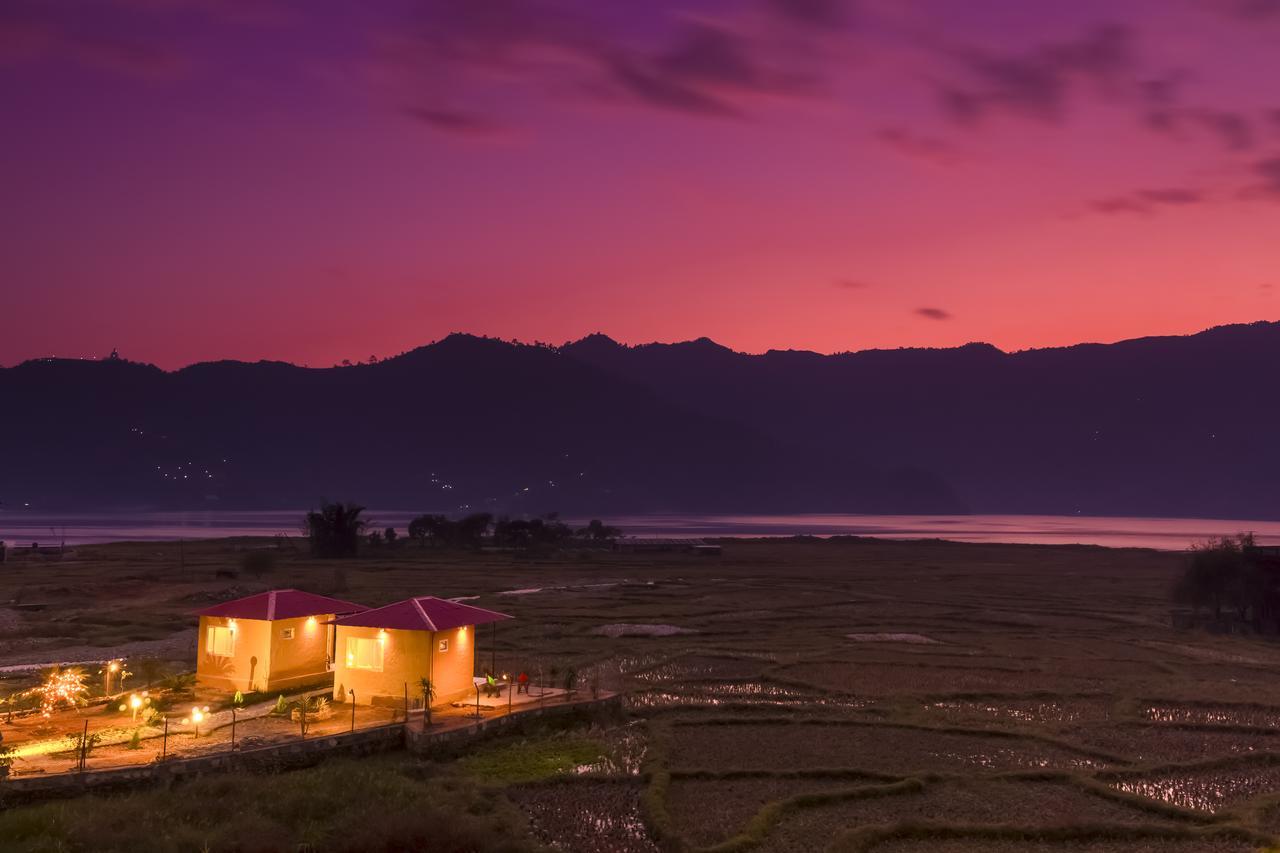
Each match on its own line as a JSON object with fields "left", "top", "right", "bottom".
{"left": 4, "top": 536, "right": 1280, "bottom": 851}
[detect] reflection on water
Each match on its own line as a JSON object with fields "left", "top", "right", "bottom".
{"left": 1143, "top": 704, "right": 1280, "bottom": 729}
{"left": 1109, "top": 767, "right": 1280, "bottom": 813}
{"left": 574, "top": 723, "right": 647, "bottom": 776}
{"left": 926, "top": 699, "right": 1109, "bottom": 724}
{"left": 4, "top": 510, "right": 1280, "bottom": 549}
{"left": 514, "top": 781, "right": 656, "bottom": 852}
{"left": 627, "top": 681, "right": 867, "bottom": 711}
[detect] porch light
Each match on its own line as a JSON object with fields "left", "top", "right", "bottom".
{"left": 228, "top": 619, "right": 238, "bottom": 632}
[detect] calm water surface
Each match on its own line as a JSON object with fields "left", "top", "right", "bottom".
{"left": 2, "top": 511, "right": 1278, "bottom": 551}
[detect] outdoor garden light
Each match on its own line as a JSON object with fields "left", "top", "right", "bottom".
{"left": 129, "top": 693, "right": 142, "bottom": 721}
{"left": 186, "top": 705, "right": 209, "bottom": 738}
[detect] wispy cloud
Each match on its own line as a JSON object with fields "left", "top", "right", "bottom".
{"left": 875, "top": 126, "right": 964, "bottom": 167}
{"left": 405, "top": 107, "right": 508, "bottom": 136}
{"left": 393, "top": 0, "right": 838, "bottom": 132}
{"left": 935, "top": 25, "right": 1134, "bottom": 126}
{"left": 1090, "top": 186, "right": 1206, "bottom": 215}
{"left": 915, "top": 307, "right": 952, "bottom": 320}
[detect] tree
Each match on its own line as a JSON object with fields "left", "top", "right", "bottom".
{"left": 419, "top": 677, "right": 436, "bottom": 727}
{"left": 240, "top": 550, "right": 275, "bottom": 578}
{"left": 1175, "top": 534, "right": 1259, "bottom": 622}
{"left": 578, "top": 519, "right": 621, "bottom": 542}
{"left": 135, "top": 657, "right": 167, "bottom": 688}
{"left": 304, "top": 502, "right": 368, "bottom": 558}
{"left": 408, "top": 514, "right": 447, "bottom": 548}
{"left": 384, "top": 527, "right": 398, "bottom": 547}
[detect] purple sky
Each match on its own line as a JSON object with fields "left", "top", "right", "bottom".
{"left": 3, "top": 0, "right": 1279, "bottom": 367}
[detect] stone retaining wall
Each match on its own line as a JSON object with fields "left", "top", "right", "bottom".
{"left": 0, "top": 723, "right": 404, "bottom": 804}
{"left": 0, "top": 693, "right": 624, "bottom": 805}
{"left": 406, "top": 693, "right": 624, "bottom": 757}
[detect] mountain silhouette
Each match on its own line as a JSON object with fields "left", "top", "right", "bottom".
{"left": 2, "top": 321, "right": 1277, "bottom": 518}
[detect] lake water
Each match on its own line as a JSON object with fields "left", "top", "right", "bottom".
{"left": 1, "top": 511, "right": 1278, "bottom": 551}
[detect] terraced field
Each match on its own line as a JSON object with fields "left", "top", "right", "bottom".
{"left": 5, "top": 536, "right": 1280, "bottom": 851}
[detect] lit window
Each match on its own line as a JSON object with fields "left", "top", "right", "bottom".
{"left": 281, "top": 628, "right": 295, "bottom": 640}
{"left": 346, "top": 636, "right": 384, "bottom": 671}
{"left": 438, "top": 638, "right": 449, "bottom": 653}
{"left": 207, "top": 625, "right": 235, "bottom": 657}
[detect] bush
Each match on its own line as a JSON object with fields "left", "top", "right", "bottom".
{"left": 0, "top": 755, "right": 540, "bottom": 852}
{"left": 240, "top": 550, "right": 276, "bottom": 578}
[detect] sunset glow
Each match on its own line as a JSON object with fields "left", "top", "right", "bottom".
{"left": 3, "top": 0, "right": 1278, "bottom": 367}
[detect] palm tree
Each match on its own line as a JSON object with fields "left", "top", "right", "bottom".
{"left": 304, "top": 502, "right": 368, "bottom": 557}
{"left": 419, "top": 677, "right": 436, "bottom": 727}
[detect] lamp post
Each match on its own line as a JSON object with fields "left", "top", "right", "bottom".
{"left": 128, "top": 693, "right": 142, "bottom": 723}
{"left": 348, "top": 689, "right": 356, "bottom": 732}
{"left": 184, "top": 705, "right": 208, "bottom": 739}
{"left": 230, "top": 706, "right": 237, "bottom": 751}
{"left": 162, "top": 716, "right": 168, "bottom": 758}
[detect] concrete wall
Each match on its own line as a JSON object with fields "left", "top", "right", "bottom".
{"left": 196, "top": 614, "right": 337, "bottom": 695}
{"left": 196, "top": 615, "right": 271, "bottom": 694}
{"left": 332, "top": 624, "right": 474, "bottom": 708}
{"left": 429, "top": 625, "right": 474, "bottom": 704}
{"left": 266, "top": 613, "right": 336, "bottom": 690}
{"left": 2, "top": 694, "right": 623, "bottom": 804}
{"left": 1, "top": 724, "right": 406, "bottom": 804}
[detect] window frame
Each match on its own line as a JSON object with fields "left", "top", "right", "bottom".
{"left": 346, "top": 636, "right": 384, "bottom": 672}
{"left": 206, "top": 624, "right": 235, "bottom": 657}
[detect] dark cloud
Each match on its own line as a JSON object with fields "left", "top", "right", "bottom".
{"left": 1254, "top": 156, "right": 1280, "bottom": 196}
{"left": 915, "top": 307, "right": 952, "bottom": 320}
{"left": 0, "top": 2, "right": 188, "bottom": 79}
{"left": 938, "top": 25, "right": 1134, "bottom": 125}
{"left": 875, "top": 126, "right": 963, "bottom": 167}
{"left": 1214, "top": 0, "right": 1280, "bottom": 19}
{"left": 1090, "top": 187, "right": 1206, "bottom": 215}
{"left": 1139, "top": 188, "right": 1203, "bottom": 204}
{"left": 766, "top": 0, "right": 850, "bottom": 29}
{"left": 1195, "top": 111, "right": 1254, "bottom": 150}
{"left": 1149, "top": 107, "right": 1256, "bottom": 151}
{"left": 402, "top": 0, "right": 830, "bottom": 130}
{"left": 603, "top": 21, "right": 818, "bottom": 117}
{"left": 405, "top": 107, "right": 506, "bottom": 136}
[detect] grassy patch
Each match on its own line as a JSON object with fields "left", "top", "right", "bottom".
{"left": 457, "top": 734, "right": 609, "bottom": 785}
{"left": 0, "top": 754, "right": 537, "bottom": 853}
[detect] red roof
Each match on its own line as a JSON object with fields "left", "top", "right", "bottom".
{"left": 331, "top": 596, "right": 511, "bottom": 632}
{"left": 197, "top": 589, "right": 368, "bottom": 620}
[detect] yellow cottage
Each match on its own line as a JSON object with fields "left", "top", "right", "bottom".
{"left": 195, "top": 589, "right": 367, "bottom": 693}
{"left": 330, "top": 597, "right": 511, "bottom": 707}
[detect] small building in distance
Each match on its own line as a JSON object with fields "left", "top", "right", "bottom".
{"left": 330, "top": 597, "right": 511, "bottom": 707}
{"left": 195, "top": 589, "right": 368, "bottom": 694}
{"left": 614, "top": 537, "right": 721, "bottom": 556}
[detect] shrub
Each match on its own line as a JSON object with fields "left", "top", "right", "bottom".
{"left": 240, "top": 550, "right": 276, "bottom": 578}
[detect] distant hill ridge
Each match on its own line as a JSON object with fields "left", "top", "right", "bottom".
{"left": 2, "top": 321, "right": 1278, "bottom": 518}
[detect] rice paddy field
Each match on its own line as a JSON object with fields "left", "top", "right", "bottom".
{"left": 4, "top": 535, "right": 1280, "bottom": 851}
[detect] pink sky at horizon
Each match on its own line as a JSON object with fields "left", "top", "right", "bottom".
{"left": 2, "top": 0, "right": 1279, "bottom": 369}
